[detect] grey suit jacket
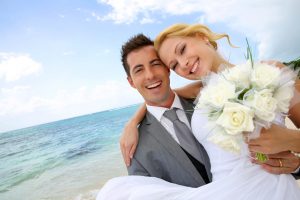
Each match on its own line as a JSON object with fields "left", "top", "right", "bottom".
{"left": 128, "top": 97, "right": 212, "bottom": 187}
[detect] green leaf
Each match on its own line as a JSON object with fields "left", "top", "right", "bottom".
{"left": 283, "top": 57, "right": 300, "bottom": 78}
{"left": 245, "top": 38, "right": 254, "bottom": 68}
{"left": 256, "top": 152, "right": 268, "bottom": 162}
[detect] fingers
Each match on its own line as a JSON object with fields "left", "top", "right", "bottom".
{"left": 248, "top": 145, "right": 274, "bottom": 154}
{"left": 120, "top": 139, "right": 131, "bottom": 167}
{"left": 251, "top": 151, "right": 300, "bottom": 174}
{"left": 120, "top": 140, "right": 127, "bottom": 166}
{"left": 129, "top": 144, "right": 137, "bottom": 160}
{"left": 125, "top": 143, "right": 132, "bottom": 167}
{"left": 267, "top": 151, "right": 291, "bottom": 159}
{"left": 251, "top": 157, "right": 281, "bottom": 167}
{"left": 261, "top": 164, "right": 292, "bottom": 174}
{"left": 252, "top": 158, "right": 295, "bottom": 174}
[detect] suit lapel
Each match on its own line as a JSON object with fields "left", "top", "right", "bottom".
{"left": 179, "top": 97, "right": 194, "bottom": 124}
{"left": 145, "top": 112, "right": 205, "bottom": 184}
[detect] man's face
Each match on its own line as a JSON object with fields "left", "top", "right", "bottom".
{"left": 127, "top": 45, "right": 173, "bottom": 107}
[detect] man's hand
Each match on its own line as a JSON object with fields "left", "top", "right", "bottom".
{"left": 251, "top": 151, "right": 300, "bottom": 174}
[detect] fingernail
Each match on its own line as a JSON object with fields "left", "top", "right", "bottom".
{"left": 130, "top": 155, "right": 133, "bottom": 159}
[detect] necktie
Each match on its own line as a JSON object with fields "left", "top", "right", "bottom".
{"left": 163, "top": 108, "right": 203, "bottom": 163}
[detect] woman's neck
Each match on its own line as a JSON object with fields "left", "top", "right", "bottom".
{"left": 212, "top": 55, "right": 234, "bottom": 73}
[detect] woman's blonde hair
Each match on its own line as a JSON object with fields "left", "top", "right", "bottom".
{"left": 154, "top": 23, "right": 235, "bottom": 51}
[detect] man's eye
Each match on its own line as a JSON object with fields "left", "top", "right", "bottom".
{"left": 153, "top": 61, "right": 162, "bottom": 66}
{"left": 134, "top": 68, "right": 142, "bottom": 74}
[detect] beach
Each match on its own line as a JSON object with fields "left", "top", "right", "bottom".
{"left": 0, "top": 105, "right": 135, "bottom": 200}
{"left": 1, "top": 105, "right": 299, "bottom": 200}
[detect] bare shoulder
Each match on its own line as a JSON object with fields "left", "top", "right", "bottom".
{"left": 261, "top": 60, "right": 286, "bottom": 69}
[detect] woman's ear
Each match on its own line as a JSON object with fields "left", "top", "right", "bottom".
{"left": 195, "top": 33, "right": 209, "bottom": 44}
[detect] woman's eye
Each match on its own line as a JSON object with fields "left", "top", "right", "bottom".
{"left": 180, "top": 45, "right": 186, "bottom": 54}
{"left": 172, "top": 63, "right": 178, "bottom": 70}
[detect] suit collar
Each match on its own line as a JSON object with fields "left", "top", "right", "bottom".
{"left": 146, "top": 93, "right": 185, "bottom": 123}
{"left": 144, "top": 105, "right": 206, "bottom": 184}
{"left": 145, "top": 95, "right": 195, "bottom": 125}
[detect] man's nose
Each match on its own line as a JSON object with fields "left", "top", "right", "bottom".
{"left": 144, "top": 67, "right": 155, "bottom": 79}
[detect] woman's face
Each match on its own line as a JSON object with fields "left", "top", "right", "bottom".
{"left": 158, "top": 36, "right": 218, "bottom": 80}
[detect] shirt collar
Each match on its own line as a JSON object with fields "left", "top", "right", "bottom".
{"left": 146, "top": 93, "right": 183, "bottom": 122}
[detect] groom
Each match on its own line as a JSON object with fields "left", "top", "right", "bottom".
{"left": 120, "top": 34, "right": 300, "bottom": 186}
{"left": 121, "top": 34, "right": 211, "bottom": 187}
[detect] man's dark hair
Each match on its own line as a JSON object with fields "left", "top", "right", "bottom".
{"left": 121, "top": 34, "right": 154, "bottom": 77}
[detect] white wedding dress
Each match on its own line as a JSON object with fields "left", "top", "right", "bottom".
{"left": 97, "top": 109, "right": 300, "bottom": 200}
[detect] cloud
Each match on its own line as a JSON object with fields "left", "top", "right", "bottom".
{"left": 98, "top": 0, "right": 300, "bottom": 60}
{"left": 0, "top": 80, "right": 142, "bottom": 117}
{"left": 0, "top": 53, "right": 42, "bottom": 81}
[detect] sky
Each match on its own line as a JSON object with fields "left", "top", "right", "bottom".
{"left": 0, "top": 0, "right": 299, "bottom": 133}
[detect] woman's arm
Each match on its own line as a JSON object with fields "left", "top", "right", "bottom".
{"left": 288, "top": 78, "right": 300, "bottom": 128}
{"left": 120, "top": 103, "right": 146, "bottom": 166}
{"left": 174, "top": 81, "right": 202, "bottom": 99}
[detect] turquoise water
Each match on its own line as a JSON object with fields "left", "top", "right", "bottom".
{"left": 0, "top": 104, "right": 139, "bottom": 200}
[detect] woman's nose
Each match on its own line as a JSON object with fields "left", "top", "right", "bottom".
{"left": 178, "top": 58, "right": 189, "bottom": 70}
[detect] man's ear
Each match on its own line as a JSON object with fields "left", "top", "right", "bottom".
{"left": 127, "top": 76, "right": 136, "bottom": 89}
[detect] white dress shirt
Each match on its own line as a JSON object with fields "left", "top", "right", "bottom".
{"left": 146, "top": 93, "right": 191, "bottom": 144}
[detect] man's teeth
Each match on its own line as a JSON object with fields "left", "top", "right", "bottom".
{"left": 147, "top": 82, "right": 161, "bottom": 89}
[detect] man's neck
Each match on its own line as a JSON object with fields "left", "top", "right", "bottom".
{"left": 147, "top": 91, "right": 175, "bottom": 108}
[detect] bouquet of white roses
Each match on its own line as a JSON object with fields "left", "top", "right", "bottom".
{"left": 195, "top": 60, "right": 297, "bottom": 160}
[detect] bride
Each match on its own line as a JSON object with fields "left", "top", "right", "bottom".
{"left": 98, "top": 23, "right": 300, "bottom": 199}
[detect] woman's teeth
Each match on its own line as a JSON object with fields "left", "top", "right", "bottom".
{"left": 191, "top": 60, "right": 199, "bottom": 73}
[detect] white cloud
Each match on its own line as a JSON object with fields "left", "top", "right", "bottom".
{"left": 98, "top": 0, "right": 300, "bottom": 60}
{"left": 0, "top": 53, "right": 42, "bottom": 81}
{"left": 0, "top": 80, "right": 142, "bottom": 117}
{"left": 140, "top": 16, "right": 156, "bottom": 24}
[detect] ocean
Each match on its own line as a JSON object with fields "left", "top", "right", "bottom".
{"left": 0, "top": 104, "right": 140, "bottom": 200}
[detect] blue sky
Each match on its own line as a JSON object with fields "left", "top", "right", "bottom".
{"left": 0, "top": 0, "right": 299, "bottom": 133}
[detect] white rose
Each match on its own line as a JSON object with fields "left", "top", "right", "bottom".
{"left": 197, "top": 78, "right": 236, "bottom": 108}
{"left": 252, "top": 89, "right": 277, "bottom": 122}
{"left": 208, "top": 128, "right": 242, "bottom": 154}
{"left": 274, "top": 83, "right": 294, "bottom": 113}
{"left": 216, "top": 102, "right": 254, "bottom": 135}
{"left": 251, "top": 63, "right": 280, "bottom": 89}
{"left": 222, "top": 62, "right": 251, "bottom": 88}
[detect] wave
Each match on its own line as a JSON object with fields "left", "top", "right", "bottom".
{"left": 0, "top": 159, "right": 63, "bottom": 193}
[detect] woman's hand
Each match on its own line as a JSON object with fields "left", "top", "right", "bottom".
{"left": 250, "top": 151, "right": 300, "bottom": 174}
{"left": 120, "top": 121, "right": 139, "bottom": 167}
{"left": 247, "top": 124, "right": 294, "bottom": 154}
